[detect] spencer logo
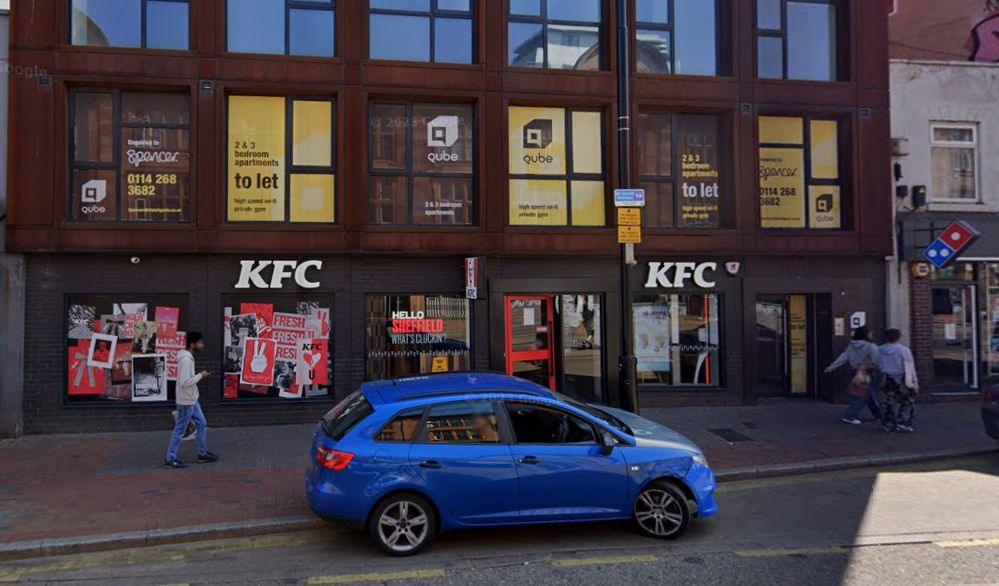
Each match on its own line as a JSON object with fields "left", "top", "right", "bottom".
{"left": 523, "top": 118, "right": 553, "bottom": 149}
{"left": 126, "top": 149, "right": 182, "bottom": 168}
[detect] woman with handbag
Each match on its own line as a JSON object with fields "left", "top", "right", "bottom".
{"left": 825, "top": 326, "right": 883, "bottom": 425}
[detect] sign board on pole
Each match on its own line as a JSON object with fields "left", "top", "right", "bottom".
{"left": 618, "top": 225, "right": 642, "bottom": 244}
{"left": 614, "top": 189, "right": 646, "bottom": 208}
{"left": 922, "top": 221, "right": 980, "bottom": 269}
{"left": 617, "top": 208, "right": 641, "bottom": 226}
{"left": 464, "top": 257, "right": 483, "bottom": 300}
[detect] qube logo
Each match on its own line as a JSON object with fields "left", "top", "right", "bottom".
{"left": 523, "top": 118, "right": 553, "bottom": 149}
{"left": 815, "top": 192, "right": 834, "bottom": 214}
{"left": 81, "top": 179, "right": 107, "bottom": 204}
{"left": 427, "top": 115, "right": 459, "bottom": 148}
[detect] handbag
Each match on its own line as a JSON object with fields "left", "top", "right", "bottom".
{"left": 848, "top": 365, "right": 872, "bottom": 398}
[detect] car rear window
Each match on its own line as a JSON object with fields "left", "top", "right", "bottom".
{"left": 321, "top": 391, "right": 374, "bottom": 441}
{"left": 376, "top": 407, "right": 424, "bottom": 442}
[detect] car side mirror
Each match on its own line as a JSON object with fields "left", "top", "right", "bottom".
{"left": 598, "top": 431, "right": 615, "bottom": 456}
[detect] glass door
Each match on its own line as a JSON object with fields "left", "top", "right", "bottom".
{"left": 756, "top": 296, "right": 788, "bottom": 397}
{"left": 505, "top": 296, "right": 556, "bottom": 389}
{"left": 931, "top": 285, "right": 979, "bottom": 389}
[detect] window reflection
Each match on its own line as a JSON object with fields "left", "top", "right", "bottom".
{"left": 227, "top": 0, "right": 335, "bottom": 57}
{"left": 636, "top": 0, "right": 719, "bottom": 76}
{"left": 634, "top": 294, "right": 722, "bottom": 387}
{"left": 508, "top": 0, "right": 602, "bottom": 70}
{"left": 369, "top": 1, "right": 474, "bottom": 63}
{"left": 72, "top": 0, "right": 188, "bottom": 50}
{"left": 757, "top": 0, "right": 838, "bottom": 81}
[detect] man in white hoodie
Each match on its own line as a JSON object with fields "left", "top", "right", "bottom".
{"left": 164, "top": 332, "right": 219, "bottom": 468}
{"left": 877, "top": 329, "right": 918, "bottom": 433}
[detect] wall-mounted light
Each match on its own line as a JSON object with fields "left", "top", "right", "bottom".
{"left": 892, "top": 138, "right": 909, "bottom": 157}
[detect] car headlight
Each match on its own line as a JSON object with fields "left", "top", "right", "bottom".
{"left": 692, "top": 452, "right": 709, "bottom": 467}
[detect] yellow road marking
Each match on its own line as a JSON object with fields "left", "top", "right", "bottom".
{"left": 551, "top": 555, "right": 657, "bottom": 568}
{"left": 935, "top": 538, "right": 999, "bottom": 548}
{"left": 735, "top": 546, "right": 848, "bottom": 558}
{"left": 306, "top": 569, "right": 446, "bottom": 584}
{"left": 0, "top": 530, "right": 329, "bottom": 582}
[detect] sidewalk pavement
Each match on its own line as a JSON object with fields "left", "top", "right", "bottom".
{"left": 0, "top": 401, "right": 995, "bottom": 559}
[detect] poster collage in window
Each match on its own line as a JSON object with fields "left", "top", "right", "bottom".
{"left": 223, "top": 297, "right": 333, "bottom": 400}
{"left": 66, "top": 297, "right": 188, "bottom": 403}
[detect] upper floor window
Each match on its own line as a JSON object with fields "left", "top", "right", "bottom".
{"left": 369, "top": 102, "right": 475, "bottom": 225}
{"left": 508, "top": 106, "right": 606, "bottom": 227}
{"left": 758, "top": 115, "right": 843, "bottom": 229}
{"left": 508, "top": 0, "right": 603, "bottom": 70}
{"left": 635, "top": 0, "right": 719, "bottom": 76}
{"left": 369, "top": 0, "right": 474, "bottom": 64}
{"left": 71, "top": 90, "right": 191, "bottom": 222}
{"left": 71, "top": 0, "right": 189, "bottom": 50}
{"left": 757, "top": 0, "right": 838, "bottom": 81}
{"left": 637, "top": 111, "right": 724, "bottom": 228}
{"left": 930, "top": 123, "right": 979, "bottom": 202}
{"left": 227, "top": 0, "right": 335, "bottom": 57}
{"left": 227, "top": 95, "right": 337, "bottom": 223}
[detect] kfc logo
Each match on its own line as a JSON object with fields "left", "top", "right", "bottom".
{"left": 235, "top": 260, "right": 323, "bottom": 289}
{"left": 523, "top": 118, "right": 553, "bottom": 149}
{"left": 427, "top": 115, "right": 459, "bottom": 148}
{"left": 645, "top": 262, "right": 718, "bottom": 289}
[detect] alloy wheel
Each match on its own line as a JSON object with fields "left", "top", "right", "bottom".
{"left": 376, "top": 500, "right": 430, "bottom": 554}
{"left": 634, "top": 488, "right": 686, "bottom": 538}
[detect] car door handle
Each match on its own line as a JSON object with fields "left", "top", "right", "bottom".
{"left": 518, "top": 456, "right": 540, "bottom": 465}
{"left": 419, "top": 460, "right": 442, "bottom": 469}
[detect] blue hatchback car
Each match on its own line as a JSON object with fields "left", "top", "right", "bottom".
{"left": 305, "top": 373, "right": 717, "bottom": 555}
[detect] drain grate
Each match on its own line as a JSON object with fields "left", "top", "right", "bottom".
{"left": 707, "top": 428, "right": 755, "bottom": 442}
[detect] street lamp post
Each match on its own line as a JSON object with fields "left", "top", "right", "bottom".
{"left": 616, "top": 0, "right": 639, "bottom": 413}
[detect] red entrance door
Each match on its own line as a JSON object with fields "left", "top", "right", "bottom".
{"left": 504, "top": 296, "right": 556, "bottom": 389}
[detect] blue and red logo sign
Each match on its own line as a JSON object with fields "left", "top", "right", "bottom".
{"left": 922, "top": 221, "right": 980, "bottom": 269}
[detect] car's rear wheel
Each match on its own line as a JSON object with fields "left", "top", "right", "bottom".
{"left": 369, "top": 493, "right": 436, "bottom": 556}
{"left": 633, "top": 481, "right": 690, "bottom": 540}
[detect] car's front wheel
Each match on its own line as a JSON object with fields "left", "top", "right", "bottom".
{"left": 633, "top": 481, "right": 690, "bottom": 540}
{"left": 369, "top": 493, "right": 436, "bottom": 556}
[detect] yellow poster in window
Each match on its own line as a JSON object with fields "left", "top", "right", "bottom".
{"left": 509, "top": 106, "right": 566, "bottom": 176}
{"left": 293, "top": 100, "right": 332, "bottom": 167}
{"left": 789, "top": 295, "right": 809, "bottom": 395}
{"left": 810, "top": 120, "right": 839, "bottom": 180}
{"left": 228, "top": 96, "right": 286, "bottom": 221}
{"left": 509, "top": 179, "right": 568, "bottom": 225}
{"left": 290, "top": 173, "right": 335, "bottom": 223}
{"left": 570, "top": 180, "right": 606, "bottom": 226}
{"left": 759, "top": 116, "right": 804, "bottom": 145}
{"left": 571, "top": 111, "right": 603, "bottom": 174}
{"left": 808, "top": 185, "right": 841, "bottom": 229}
{"left": 759, "top": 147, "right": 806, "bottom": 228}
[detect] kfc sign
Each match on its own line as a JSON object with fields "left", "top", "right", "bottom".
{"left": 644, "top": 262, "right": 718, "bottom": 289}
{"left": 235, "top": 260, "right": 322, "bottom": 289}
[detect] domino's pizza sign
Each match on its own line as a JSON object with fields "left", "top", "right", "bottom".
{"left": 922, "top": 221, "right": 980, "bottom": 269}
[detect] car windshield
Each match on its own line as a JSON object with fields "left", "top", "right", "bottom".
{"left": 321, "top": 390, "right": 374, "bottom": 441}
{"left": 551, "top": 391, "right": 633, "bottom": 436}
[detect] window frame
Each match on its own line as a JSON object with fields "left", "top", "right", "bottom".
{"left": 507, "top": 105, "right": 608, "bottom": 228}
{"left": 755, "top": 0, "right": 841, "bottom": 82}
{"left": 414, "top": 399, "right": 505, "bottom": 445}
{"left": 224, "top": 94, "right": 338, "bottom": 225}
{"left": 69, "top": 0, "right": 191, "bottom": 50}
{"left": 501, "top": 401, "right": 600, "bottom": 446}
{"left": 507, "top": 0, "right": 605, "bottom": 70}
{"left": 633, "top": 0, "right": 723, "bottom": 76}
{"left": 368, "top": 0, "right": 476, "bottom": 64}
{"left": 69, "top": 88, "right": 193, "bottom": 223}
{"left": 367, "top": 100, "right": 477, "bottom": 227}
{"left": 633, "top": 291, "right": 725, "bottom": 391}
{"left": 757, "top": 114, "right": 847, "bottom": 231}
{"left": 225, "top": 0, "right": 337, "bottom": 57}
{"left": 929, "top": 122, "right": 981, "bottom": 204}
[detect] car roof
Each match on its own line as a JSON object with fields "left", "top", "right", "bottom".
{"left": 360, "top": 372, "right": 554, "bottom": 406}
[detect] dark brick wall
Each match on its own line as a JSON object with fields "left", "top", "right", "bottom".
{"left": 908, "top": 271, "right": 934, "bottom": 389}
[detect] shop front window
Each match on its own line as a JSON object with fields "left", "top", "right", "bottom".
{"left": 757, "top": 0, "right": 839, "bottom": 81}
{"left": 637, "top": 111, "right": 724, "bottom": 228}
{"left": 508, "top": 0, "right": 602, "bottom": 70}
{"left": 227, "top": 95, "right": 337, "bottom": 223}
{"left": 369, "top": 102, "right": 475, "bottom": 225}
{"left": 71, "top": 90, "right": 191, "bottom": 223}
{"left": 758, "top": 115, "right": 843, "bottom": 229}
{"left": 65, "top": 295, "right": 189, "bottom": 403}
{"left": 366, "top": 294, "right": 471, "bottom": 380}
{"left": 222, "top": 296, "right": 333, "bottom": 400}
{"left": 71, "top": 0, "right": 189, "bottom": 50}
{"left": 635, "top": 0, "right": 720, "bottom": 76}
{"left": 227, "top": 0, "right": 335, "bottom": 57}
{"left": 508, "top": 106, "right": 606, "bottom": 227}
{"left": 369, "top": 0, "right": 474, "bottom": 64}
{"left": 633, "top": 293, "right": 721, "bottom": 387}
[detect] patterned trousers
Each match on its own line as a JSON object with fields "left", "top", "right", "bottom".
{"left": 882, "top": 378, "right": 916, "bottom": 430}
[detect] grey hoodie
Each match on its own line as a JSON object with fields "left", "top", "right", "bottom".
{"left": 826, "top": 340, "right": 879, "bottom": 373}
{"left": 877, "top": 342, "right": 915, "bottom": 378}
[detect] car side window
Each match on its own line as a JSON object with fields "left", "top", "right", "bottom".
{"left": 423, "top": 401, "right": 501, "bottom": 444}
{"left": 376, "top": 407, "right": 424, "bottom": 442}
{"left": 506, "top": 402, "right": 597, "bottom": 444}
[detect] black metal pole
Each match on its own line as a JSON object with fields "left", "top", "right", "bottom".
{"left": 616, "top": 0, "right": 639, "bottom": 413}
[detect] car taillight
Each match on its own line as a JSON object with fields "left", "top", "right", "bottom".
{"left": 317, "top": 446, "right": 354, "bottom": 471}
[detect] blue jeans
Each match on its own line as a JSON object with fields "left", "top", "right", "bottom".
{"left": 843, "top": 390, "right": 884, "bottom": 422}
{"left": 166, "top": 403, "right": 208, "bottom": 461}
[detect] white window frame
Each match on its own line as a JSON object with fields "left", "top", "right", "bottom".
{"left": 929, "top": 122, "right": 980, "bottom": 204}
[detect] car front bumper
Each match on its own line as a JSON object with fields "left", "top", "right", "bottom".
{"left": 685, "top": 461, "right": 718, "bottom": 518}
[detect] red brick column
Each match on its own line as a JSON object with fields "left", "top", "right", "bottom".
{"left": 909, "top": 270, "right": 934, "bottom": 389}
